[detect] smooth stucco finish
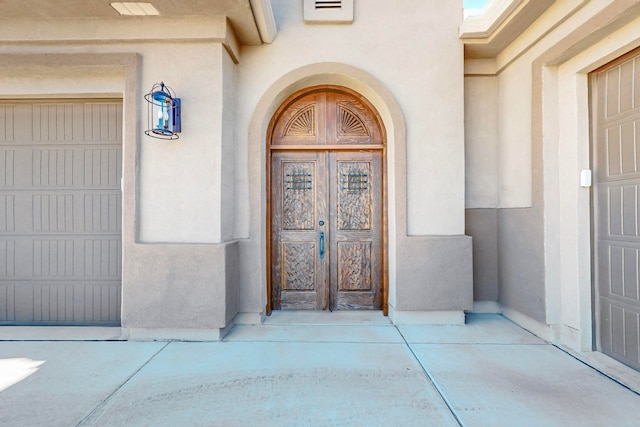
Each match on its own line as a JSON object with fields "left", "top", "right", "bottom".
{"left": 234, "top": 0, "right": 471, "bottom": 319}
{"left": 463, "top": 0, "right": 640, "bottom": 352}
{"left": 240, "top": 61, "right": 408, "bottom": 316}
{"left": 465, "top": 209, "right": 499, "bottom": 302}
{"left": 123, "top": 241, "right": 239, "bottom": 330}
{"left": 548, "top": 6, "right": 640, "bottom": 351}
{"left": 464, "top": 74, "right": 498, "bottom": 208}
{"left": 0, "top": 22, "right": 241, "bottom": 333}
{"left": 239, "top": 58, "right": 472, "bottom": 318}
{"left": 0, "top": 18, "right": 237, "bottom": 245}
{"left": 238, "top": 0, "right": 466, "bottom": 237}
{"left": 4, "top": 0, "right": 640, "bottom": 357}
{"left": 394, "top": 235, "right": 473, "bottom": 312}
{"left": 0, "top": 0, "right": 473, "bottom": 335}
{"left": 138, "top": 42, "right": 227, "bottom": 244}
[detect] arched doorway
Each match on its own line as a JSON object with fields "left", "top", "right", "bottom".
{"left": 267, "top": 85, "right": 387, "bottom": 312}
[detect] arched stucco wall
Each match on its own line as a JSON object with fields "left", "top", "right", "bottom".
{"left": 238, "top": 62, "right": 406, "bottom": 317}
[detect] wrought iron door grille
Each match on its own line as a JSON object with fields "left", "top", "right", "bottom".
{"left": 285, "top": 170, "right": 313, "bottom": 191}
{"left": 341, "top": 171, "right": 368, "bottom": 192}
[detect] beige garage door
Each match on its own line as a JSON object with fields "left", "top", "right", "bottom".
{"left": 0, "top": 100, "right": 122, "bottom": 325}
{"left": 592, "top": 50, "right": 640, "bottom": 371}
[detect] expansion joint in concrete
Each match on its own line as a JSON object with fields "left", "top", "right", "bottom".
{"left": 75, "top": 342, "right": 170, "bottom": 426}
{"left": 393, "top": 325, "right": 464, "bottom": 427}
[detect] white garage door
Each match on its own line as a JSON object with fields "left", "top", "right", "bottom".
{"left": 0, "top": 100, "right": 122, "bottom": 325}
{"left": 593, "top": 50, "right": 640, "bottom": 371}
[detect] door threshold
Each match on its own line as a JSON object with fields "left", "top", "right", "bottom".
{"left": 264, "top": 310, "right": 390, "bottom": 326}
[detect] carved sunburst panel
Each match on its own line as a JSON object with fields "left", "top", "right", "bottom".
{"left": 284, "top": 105, "right": 316, "bottom": 137}
{"left": 338, "top": 102, "right": 369, "bottom": 137}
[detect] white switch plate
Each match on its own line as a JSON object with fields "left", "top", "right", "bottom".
{"left": 580, "top": 169, "right": 592, "bottom": 187}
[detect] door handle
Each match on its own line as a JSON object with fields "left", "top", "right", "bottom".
{"left": 319, "top": 231, "right": 325, "bottom": 259}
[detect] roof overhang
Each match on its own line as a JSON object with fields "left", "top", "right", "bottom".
{"left": 460, "top": 0, "right": 555, "bottom": 59}
{"left": 0, "top": 0, "right": 277, "bottom": 46}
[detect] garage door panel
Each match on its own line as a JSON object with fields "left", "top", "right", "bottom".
{"left": 84, "top": 147, "right": 123, "bottom": 186}
{"left": 598, "top": 242, "right": 640, "bottom": 302}
{"left": 625, "top": 310, "right": 640, "bottom": 363}
{"left": 53, "top": 238, "right": 119, "bottom": 279}
{"left": 7, "top": 237, "right": 121, "bottom": 280}
{"left": 31, "top": 194, "right": 75, "bottom": 233}
{"left": 0, "top": 195, "right": 14, "bottom": 232}
{"left": 32, "top": 103, "right": 74, "bottom": 142}
{"left": 32, "top": 282, "right": 120, "bottom": 324}
{"left": 0, "top": 149, "right": 14, "bottom": 186}
{"left": 595, "top": 51, "right": 640, "bottom": 371}
{"left": 7, "top": 147, "right": 121, "bottom": 187}
{"left": 83, "top": 238, "right": 122, "bottom": 278}
{"left": 0, "top": 100, "right": 122, "bottom": 326}
{"left": 0, "top": 104, "right": 14, "bottom": 142}
{"left": 603, "top": 56, "right": 640, "bottom": 119}
{"left": 599, "top": 298, "right": 640, "bottom": 369}
{"left": 1, "top": 145, "right": 122, "bottom": 188}
{"left": 7, "top": 281, "right": 120, "bottom": 325}
{"left": 8, "top": 192, "right": 121, "bottom": 234}
{"left": 32, "top": 148, "right": 74, "bottom": 186}
{"left": 0, "top": 284, "right": 15, "bottom": 322}
{"left": 84, "top": 103, "right": 123, "bottom": 142}
{"left": 600, "top": 120, "right": 640, "bottom": 181}
{"left": 32, "top": 239, "right": 75, "bottom": 277}
{"left": 14, "top": 191, "right": 121, "bottom": 234}
{"left": 0, "top": 239, "right": 15, "bottom": 278}
{"left": 619, "top": 59, "right": 635, "bottom": 113}
{"left": 82, "top": 193, "right": 122, "bottom": 232}
{"left": 597, "top": 184, "right": 640, "bottom": 239}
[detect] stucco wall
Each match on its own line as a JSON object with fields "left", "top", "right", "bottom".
{"left": 237, "top": 0, "right": 465, "bottom": 238}
{"left": 464, "top": 69, "right": 500, "bottom": 304}
{"left": 0, "top": 67, "right": 124, "bottom": 97}
{"left": 0, "top": 17, "right": 241, "bottom": 333}
{"left": 464, "top": 0, "right": 640, "bottom": 346}
{"left": 0, "top": 17, "right": 236, "bottom": 244}
{"left": 465, "top": 209, "right": 498, "bottom": 302}
{"left": 236, "top": 0, "right": 472, "bottom": 317}
{"left": 0, "top": 1, "right": 473, "bottom": 331}
{"left": 138, "top": 42, "right": 226, "bottom": 243}
{"left": 124, "top": 241, "right": 238, "bottom": 330}
{"left": 221, "top": 45, "right": 238, "bottom": 242}
{"left": 464, "top": 73, "right": 498, "bottom": 209}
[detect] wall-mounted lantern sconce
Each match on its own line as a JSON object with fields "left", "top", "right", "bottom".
{"left": 144, "top": 82, "right": 181, "bottom": 140}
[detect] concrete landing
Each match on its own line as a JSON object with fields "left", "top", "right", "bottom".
{"left": 0, "top": 314, "right": 639, "bottom": 426}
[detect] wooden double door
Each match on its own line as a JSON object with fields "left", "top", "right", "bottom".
{"left": 269, "top": 87, "right": 385, "bottom": 311}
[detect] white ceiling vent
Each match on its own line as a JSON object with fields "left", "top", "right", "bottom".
{"left": 304, "top": 0, "right": 353, "bottom": 24}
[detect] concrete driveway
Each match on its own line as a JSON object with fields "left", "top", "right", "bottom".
{"left": 1, "top": 313, "right": 639, "bottom": 426}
